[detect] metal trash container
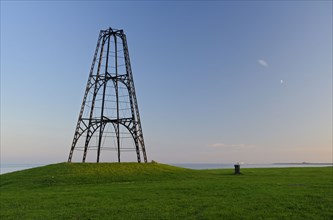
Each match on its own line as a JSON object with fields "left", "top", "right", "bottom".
{"left": 234, "top": 164, "right": 240, "bottom": 174}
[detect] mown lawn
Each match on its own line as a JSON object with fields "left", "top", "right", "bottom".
{"left": 0, "top": 163, "right": 332, "bottom": 219}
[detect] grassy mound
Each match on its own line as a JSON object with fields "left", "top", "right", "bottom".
{"left": 0, "top": 162, "right": 193, "bottom": 189}
{"left": 1, "top": 163, "right": 332, "bottom": 219}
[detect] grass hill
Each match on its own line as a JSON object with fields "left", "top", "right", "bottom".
{"left": 0, "top": 162, "right": 193, "bottom": 189}
{"left": 1, "top": 163, "right": 332, "bottom": 219}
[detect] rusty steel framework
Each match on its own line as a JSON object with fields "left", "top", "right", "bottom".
{"left": 68, "top": 27, "right": 147, "bottom": 163}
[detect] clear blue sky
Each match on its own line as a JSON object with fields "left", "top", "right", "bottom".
{"left": 1, "top": 1, "right": 332, "bottom": 164}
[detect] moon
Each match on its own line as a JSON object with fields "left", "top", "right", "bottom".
{"left": 280, "top": 80, "right": 284, "bottom": 84}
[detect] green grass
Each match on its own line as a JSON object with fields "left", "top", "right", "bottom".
{"left": 1, "top": 163, "right": 332, "bottom": 219}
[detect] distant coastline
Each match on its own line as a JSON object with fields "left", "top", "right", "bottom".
{"left": 272, "top": 162, "right": 333, "bottom": 165}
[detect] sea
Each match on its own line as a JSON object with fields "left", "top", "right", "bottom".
{"left": 0, "top": 164, "right": 47, "bottom": 175}
{"left": 1, "top": 163, "right": 332, "bottom": 175}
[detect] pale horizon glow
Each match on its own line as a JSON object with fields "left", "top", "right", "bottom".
{"left": 1, "top": 1, "right": 332, "bottom": 164}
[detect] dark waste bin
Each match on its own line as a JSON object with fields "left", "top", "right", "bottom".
{"left": 234, "top": 164, "right": 240, "bottom": 174}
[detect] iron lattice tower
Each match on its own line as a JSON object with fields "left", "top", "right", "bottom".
{"left": 68, "top": 27, "right": 147, "bottom": 163}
